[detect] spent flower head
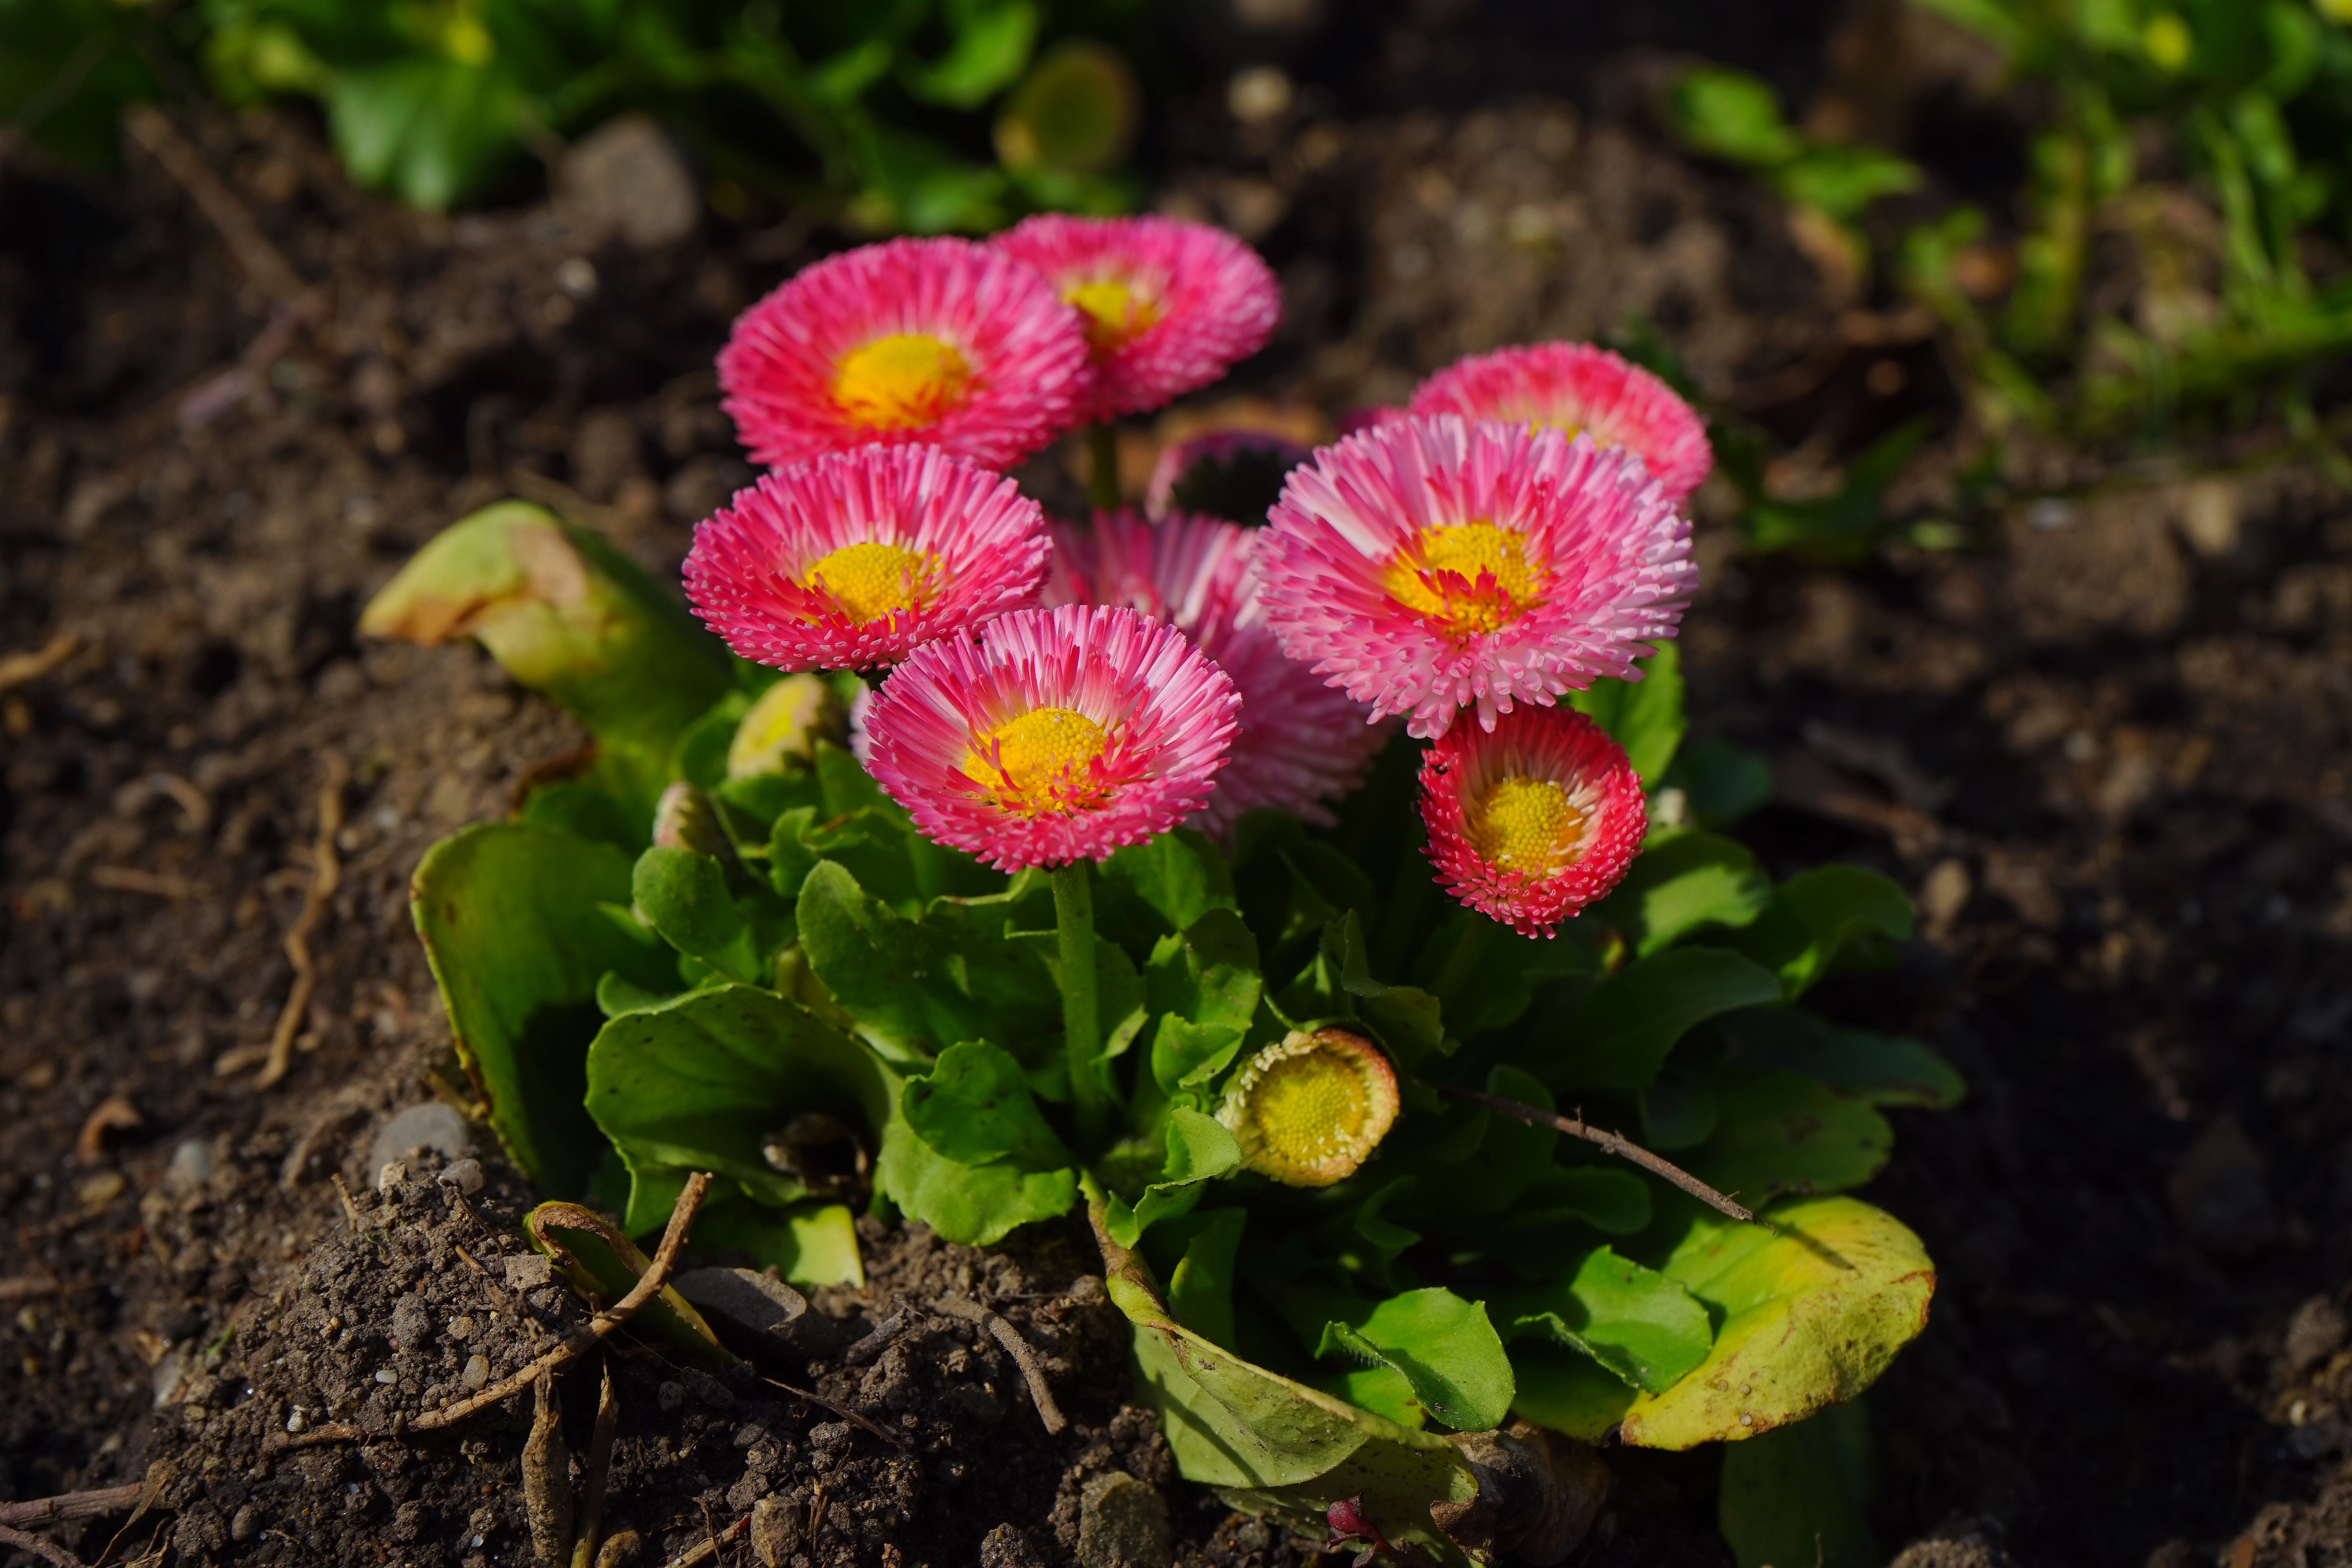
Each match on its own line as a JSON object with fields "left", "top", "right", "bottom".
{"left": 717, "top": 236, "right": 1091, "bottom": 469}
{"left": 1219, "top": 1028, "right": 1401, "bottom": 1187}
{"left": 1254, "top": 414, "right": 1697, "bottom": 739}
{"left": 860, "top": 603, "right": 1240, "bottom": 871}
{"left": 991, "top": 214, "right": 1282, "bottom": 421}
{"left": 1419, "top": 705, "right": 1647, "bottom": 937}
{"left": 682, "top": 444, "right": 1049, "bottom": 672}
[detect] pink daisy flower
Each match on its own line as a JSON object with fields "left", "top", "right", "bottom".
{"left": 1045, "top": 512, "right": 1387, "bottom": 836}
{"left": 861, "top": 604, "right": 1241, "bottom": 871}
{"left": 716, "top": 236, "right": 1091, "bottom": 470}
{"left": 1408, "top": 342, "right": 1712, "bottom": 507}
{"left": 682, "top": 444, "right": 1049, "bottom": 671}
{"left": 990, "top": 215, "right": 1282, "bottom": 421}
{"left": 1254, "top": 414, "right": 1697, "bottom": 740}
{"left": 1419, "top": 706, "right": 1647, "bottom": 938}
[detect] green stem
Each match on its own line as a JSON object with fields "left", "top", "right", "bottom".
{"left": 1053, "top": 860, "right": 1109, "bottom": 1142}
{"left": 1085, "top": 423, "right": 1122, "bottom": 513}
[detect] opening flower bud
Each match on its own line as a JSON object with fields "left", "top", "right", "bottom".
{"left": 1218, "top": 1028, "right": 1400, "bottom": 1187}
{"left": 727, "top": 674, "right": 846, "bottom": 780}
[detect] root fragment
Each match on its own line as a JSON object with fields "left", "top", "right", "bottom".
{"left": 936, "top": 1295, "right": 1066, "bottom": 1435}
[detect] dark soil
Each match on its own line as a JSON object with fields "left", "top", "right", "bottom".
{"left": 3, "top": 4, "right": 2350, "bottom": 1566}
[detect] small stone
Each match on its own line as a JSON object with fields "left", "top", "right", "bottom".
{"left": 807, "top": 1420, "right": 850, "bottom": 1450}
{"left": 558, "top": 115, "right": 700, "bottom": 249}
{"left": 230, "top": 1504, "right": 260, "bottom": 1542}
{"left": 463, "top": 1355, "right": 490, "bottom": 1390}
{"left": 748, "top": 1495, "right": 800, "bottom": 1568}
{"left": 657, "top": 1381, "right": 686, "bottom": 1413}
{"left": 368, "top": 1102, "right": 472, "bottom": 1186}
{"left": 390, "top": 1294, "right": 430, "bottom": 1350}
{"left": 374, "top": 1368, "right": 397, "bottom": 1385}
{"left": 437, "top": 1158, "right": 485, "bottom": 1194}
{"left": 504, "top": 1253, "right": 554, "bottom": 1291}
{"left": 1076, "top": 1471, "right": 1172, "bottom": 1568}
{"left": 375, "top": 1159, "right": 408, "bottom": 1197}
{"left": 285, "top": 1410, "right": 306, "bottom": 1433}
{"left": 447, "top": 1316, "right": 476, "bottom": 1342}
{"left": 162, "top": 1138, "right": 213, "bottom": 1198}
{"left": 726, "top": 1474, "right": 768, "bottom": 1511}
{"left": 673, "top": 1268, "right": 835, "bottom": 1360}
{"left": 2287, "top": 1296, "right": 2347, "bottom": 1373}
{"left": 2168, "top": 1116, "right": 2279, "bottom": 1256}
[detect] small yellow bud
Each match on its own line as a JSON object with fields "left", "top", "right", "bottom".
{"left": 727, "top": 675, "right": 845, "bottom": 780}
{"left": 1218, "top": 1029, "right": 1401, "bottom": 1187}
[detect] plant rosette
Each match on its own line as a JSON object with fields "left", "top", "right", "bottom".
{"left": 368, "top": 218, "right": 1959, "bottom": 1568}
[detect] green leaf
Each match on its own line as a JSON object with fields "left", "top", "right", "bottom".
{"left": 1662, "top": 740, "right": 1774, "bottom": 830}
{"left": 904, "top": 0, "right": 1038, "bottom": 109}
{"left": 1093, "top": 1205, "right": 1478, "bottom": 1558}
{"left": 1510, "top": 1343, "right": 1637, "bottom": 1440}
{"left": 1598, "top": 831, "right": 1771, "bottom": 956}
{"left": 880, "top": 1134, "right": 1078, "bottom": 1247}
{"left": 1502, "top": 1246, "right": 1713, "bottom": 1395}
{"left": 1720, "top": 1401, "right": 1877, "bottom": 1568}
{"left": 1146, "top": 908, "right": 1262, "bottom": 1033}
{"left": 1667, "top": 65, "right": 1801, "bottom": 169}
{"left": 1415, "top": 910, "right": 1589, "bottom": 1042}
{"left": 1777, "top": 143, "right": 1922, "bottom": 220}
{"left": 1686, "top": 1071, "right": 1893, "bottom": 1204}
{"left": 1517, "top": 1166, "right": 1653, "bottom": 1235}
{"left": 1104, "top": 1108, "right": 1244, "bottom": 1247}
{"left": 360, "top": 504, "right": 731, "bottom": 784}
{"left": 327, "top": 56, "right": 530, "bottom": 211}
{"left": 633, "top": 847, "right": 767, "bottom": 985}
{"left": 1724, "top": 1011, "right": 1967, "bottom": 1109}
{"left": 526, "top": 1201, "right": 736, "bottom": 1369}
{"left": 902, "top": 1041, "right": 1074, "bottom": 1170}
{"left": 1568, "top": 644, "right": 1686, "bottom": 784}
{"left": 1316, "top": 1288, "right": 1516, "bottom": 1432}
{"left": 1441, "top": 1065, "right": 1566, "bottom": 1217}
{"left": 1156, "top": 1206, "right": 1247, "bottom": 1349}
{"left": 1609, "top": 1196, "right": 1934, "bottom": 1450}
{"left": 1730, "top": 867, "right": 1916, "bottom": 998}
{"left": 691, "top": 1196, "right": 866, "bottom": 1291}
{"left": 794, "top": 860, "right": 994, "bottom": 1064}
{"left": 582, "top": 983, "right": 900, "bottom": 1227}
{"left": 412, "top": 823, "right": 676, "bottom": 1196}
{"left": 1098, "top": 828, "right": 1238, "bottom": 947}
{"left": 1540, "top": 947, "right": 1784, "bottom": 1093}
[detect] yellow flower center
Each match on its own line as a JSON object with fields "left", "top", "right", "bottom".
{"left": 832, "top": 333, "right": 973, "bottom": 430}
{"left": 1377, "top": 521, "right": 1544, "bottom": 638}
{"left": 1467, "top": 774, "right": 1587, "bottom": 873}
{"left": 1064, "top": 278, "right": 1161, "bottom": 353}
{"left": 1220, "top": 1029, "right": 1401, "bottom": 1188}
{"left": 800, "top": 541, "right": 938, "bottom": 624}
{"left": 960, "top": 705, "right": 1111, "bottom": 816}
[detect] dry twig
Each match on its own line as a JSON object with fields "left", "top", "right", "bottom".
{"left": 1430, "top": 1085, "right": 1772, "bottom": 1230}
{"left": 661, "top": 1515, "right": 747, "bottom": 1568}
{"left": 756, "top": 1379, "right": 905, "bottom": 1451}
{"left": 257, "top": 753, "right": 348, "bottom": 1089}
{"left": 0, "top": 633, "right": 79, "bottom": 693}
{"left": 935, "top": 1297, "right": 1065, "bottom": 1434}
{"left": 73, "top": 1095, "right": 141, "bottom": 1165}
{"left": 271, "top": 1172, "right": 714, "bottom": 1451}
{"left": 0, "top": 1522, "right": 85, "bottom": 1568}
{"left": 0, "top": 1485, "right": 142, "bottom": 1529}
{"left": 568, "top": 1361, "right": 620, "bottom": 1568}
{"left": 123, "top": 107, "right": 307, "bottom": 304}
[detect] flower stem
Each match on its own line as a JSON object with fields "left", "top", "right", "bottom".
{"left": 1085, "top": 423, "right": 1122, "bottom": 513}
{"left": 1053, "top": 860, "right": 1109, "bottom": 1142}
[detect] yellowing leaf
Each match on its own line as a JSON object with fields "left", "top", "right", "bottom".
{"left": 1611, "top": 1196, "right": 1933, "bottom": 1450}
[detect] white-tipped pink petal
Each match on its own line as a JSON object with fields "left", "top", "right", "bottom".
{"left": 1408, "top": 341, "right": 1712, "bottom": 507}
{"left": 1253, "top": 414, "right": 1697, "bottom": 740}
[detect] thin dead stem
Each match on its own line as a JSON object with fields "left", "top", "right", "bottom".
{"left": 271, "top": 1173, "right": 713, "bottom": 1451}
{"left": 257, "top": 753, "right": 348, "bottom": 1089}
{"left": 1430, "top": 1084, "right": 1772, "bottom": 1230}
{"left": 934, "top": 1296, "right": 1065, "bottom": 1435}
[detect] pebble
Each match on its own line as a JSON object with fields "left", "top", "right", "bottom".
{"left": 367, "top": 1102, "right": 473, "bottom": 1187}
{"left": 463, "top": 1355, "right": 490, "bottom": 1390}
{"left": 162, "top": 1137, "right": 212, "bottom": 1198}
{"left": 657, "top": 1381, "right": 686, "bottom": 1412}
{"left": 557, "top": 114, "right": 699, "bottom": 249}
{"left": 674, "top": 1267, "right": 835, "bottom": 1359}
{"left": 285, "top": 1410, "right": 305, "bottom": 1433}
{"left": 1076, "top": 1471, "right": 1172, "bottom": 1568}
{"left": 230, "top": 1504, "right": 260, "bottom": 1542}
{"left": 436, "top": 1157, "right": 485, "bottom": 1194}
{"left": 374, "top": 1368, "right": 397, "bottom": 1385}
